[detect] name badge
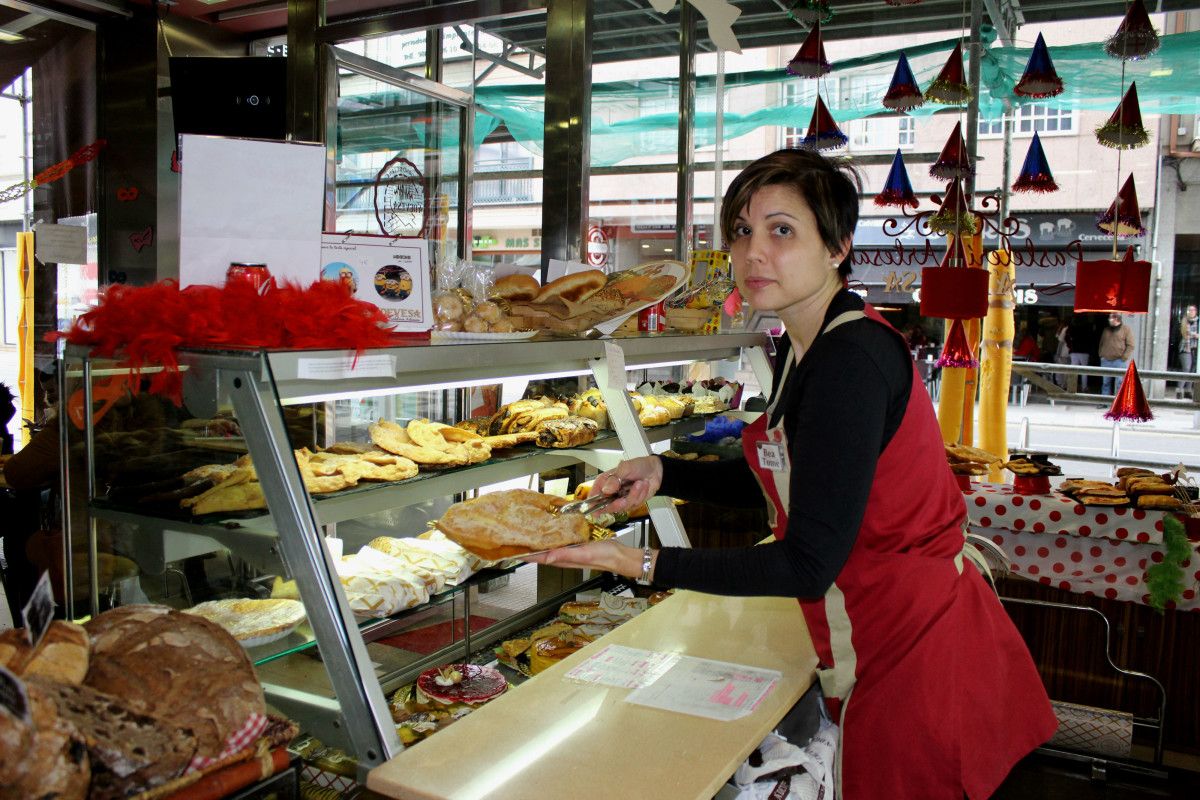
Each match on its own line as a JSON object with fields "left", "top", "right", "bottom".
{"left": 756, "top": 441, "right": 787, "bottom": 472}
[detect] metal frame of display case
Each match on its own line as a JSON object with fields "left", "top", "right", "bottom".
{"left": 64, "top": 332, "right": 772, "bottom": 773}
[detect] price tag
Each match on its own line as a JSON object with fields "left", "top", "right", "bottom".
{"left": 0, "top": 667, "right": 31, "bottom": 725}
{"left": 21, "top": 571, "right": 55, "bottom": 649}
{"left": 602, "top": 340, "right": 626, "bottom": 391}
{"left": 756, "top": 441, "right": 787, "bottom": 473}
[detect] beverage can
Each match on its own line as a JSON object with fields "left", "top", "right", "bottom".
{"left": 226, "top": 262, "right": 273, "bottom": 293}
{"left": 638, "top": 301, "right": 665, "bottom": 333}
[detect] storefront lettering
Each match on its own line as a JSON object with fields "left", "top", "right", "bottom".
{"left": 883, "top": 270, "right": 918, "bottom": 293}
{"left": 857, "top": 235, "right": 1087, "bottom": 269}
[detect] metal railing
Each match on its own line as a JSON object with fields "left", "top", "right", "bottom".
{"left": 1009, "top": 361, "right": 1200, "bottom": 410}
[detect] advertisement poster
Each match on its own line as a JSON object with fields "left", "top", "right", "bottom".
{"left": 320, "top": 234, "right": 432, "bottom": 333}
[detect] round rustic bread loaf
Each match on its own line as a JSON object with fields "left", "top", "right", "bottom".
{"left": 533, "top": 270, "right": 607, "bottom": 304}
{"left": 493, "top": 273, "right": 540, "bottom": 302}
{"left": 83, "top": 604, "right": 265, "bottom": 759}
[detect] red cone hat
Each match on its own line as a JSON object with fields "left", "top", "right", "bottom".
{"left": 928, "top": 178, "right": 977, "bottom": 236}
{"left": 926, "top": 41, "right": 971, "bottom": 104}
{"left": 1106, "top": 0, "right": 1160, "bottom": 60}
{"left": 1105, "top": 360, "right": 1153, "bottom": 422}
{"left": 800, "top": 95, "right": 848, "bottom": 151}
{"left": 930, "top": 121, "right": 974, "bottom": 181}
{"left": 1097, "top": 175, "right": 1146, "bottom": 237}
{"left": 1096, "top": 82, "right": 1149, "bottom": 149}
{"left": 937, "top": 318, "right": 978, "bottom": 368}
{"left": 787, "top": 20, "right": 831, "bottom": 77}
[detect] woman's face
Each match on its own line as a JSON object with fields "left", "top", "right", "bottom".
{"left": 729, "top": 184, "right": 847, "bottom": 324}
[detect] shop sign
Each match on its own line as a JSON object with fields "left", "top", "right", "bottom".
{"left": 472, "top": 231, "right": 541, "bottom": 251}
{"left": 586, "top": 225, "right": 609, "bottom": 267}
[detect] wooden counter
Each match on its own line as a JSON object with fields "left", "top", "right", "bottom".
{"left": 367, "top": 590, "right": 817, "bottom": 800}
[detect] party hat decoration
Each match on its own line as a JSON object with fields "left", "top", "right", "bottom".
{"left": 1105, "top": 360, "right": 1153, "bottom": 422}
{"left": 925, "top": 41, "right": 971, "bottom": 105}
{"left": 1074, "top": 247, "right": 1150, "bottom": 313}
{"left": 1096, "top": 83, "right": 1149, "bottom": 149}
{"left": 1105, "top": 0, "right": 1160, "bottom": 60}
{"left": 787, "top": 20, "right": 831, "bottom": 77}
{"left": 1013, "top": 33, "right": 1063, "bottom": 98}
{"left": 937, "top": 319, "right": 978, "bottom": 368}
{"left": 928, "top": 178, "right": 977, "bottom": 236}
{"left": 1097, "top": 175, "right": 1146, "bottom": 237}
{"left": 1012, "top": 133, "right": 1059, "bottom": 193}
{"left": 929, "top": 121, "right": 974, "bottom": 181}
{"left": 882, "top": 53, "right": 924, "bottom": 111}
{"left": 787, "top": 0, "right": 834, "bottom": 25}
{"left": 800, "top": 95, "right": 848, "bottom": 151}
{"left": 874, "top": 149, "right": 919, "bottom": 208}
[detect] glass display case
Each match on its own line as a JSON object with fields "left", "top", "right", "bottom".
{"left": 59, "top": 332, "right": 770, "bottom": 772}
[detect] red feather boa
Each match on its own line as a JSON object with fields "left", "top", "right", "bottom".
{"left": 49, "top": 280, "right": 398, "bottom": 403}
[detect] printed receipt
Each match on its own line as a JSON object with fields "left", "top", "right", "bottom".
{"left": 295, "top": 354, "right": 396, "bottom": 380}
{"left": 625, "top": 656, "right": 781, "bottom": 722}
{"left": 563, "top": 645, "right": 781, "bottom": 722}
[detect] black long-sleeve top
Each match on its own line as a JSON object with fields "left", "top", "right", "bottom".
{"left": 653, "top": 290, "right": 913, "bottom": 599}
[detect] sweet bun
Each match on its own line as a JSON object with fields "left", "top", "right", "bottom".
{"left": 533, "top": 270, "right": 607, "bottom": 304}
{"left": 493, "top": 273, "right": 540, "bottom": 302}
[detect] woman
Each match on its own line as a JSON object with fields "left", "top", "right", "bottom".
{"left": 529, "top": 149, "right": 1056, "bottom": 798}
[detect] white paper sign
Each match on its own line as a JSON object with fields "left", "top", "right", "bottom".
{"left": 33, "top": 223, "right": 87, "bottom": 265}
{"left": 296, "top": 354, "right": 397, "bottom": 380}
{"left": 320, "top": 234, "right": 433, "bottom": 332}
{"left": 564, "top": 644, "right": 681, "bottom": 689}
{"left": 625, "top": 655, "right": 780, "bottom": 722}
{"left": 602, "top": 340, "right": 627, "bottom": 390}
{"left": 179, "top": 135, "right": 325, "bottom": 287}
{"left": 546, "top": 258, "right": 596, "bottom": 282}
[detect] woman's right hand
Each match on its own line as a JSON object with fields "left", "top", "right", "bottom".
{"left": 591, "top": 455, "right": 663, "bottom": 515}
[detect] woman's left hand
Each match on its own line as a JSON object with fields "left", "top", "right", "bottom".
{"left": 522, "top": 539, "right": 648, "bottom": 579}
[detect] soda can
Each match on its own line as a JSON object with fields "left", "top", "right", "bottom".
{"left": 638, "top": 301, "right": 665, "bottom": 333}
{"left": 226, "top": 262, "right": 273, "bottom": 293}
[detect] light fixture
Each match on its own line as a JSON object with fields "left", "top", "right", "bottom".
{"left": 281, "top": 368, "right": 594, "bottom": 406}
{"left": 0, "top": 30, "right": 25, "bottom": 43}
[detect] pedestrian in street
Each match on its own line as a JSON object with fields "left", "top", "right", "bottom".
{"left": 1067, "top": 316, "right": 1094, "bottom": 393}
{"left": 1178, "top": 304, "right": 1198, "bottom": 398}
{"left": 1099, "top": 312, "right": 1135, "bottom": 395}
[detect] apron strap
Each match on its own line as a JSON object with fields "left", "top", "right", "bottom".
{"left": 765, "top": 309, "right": 868, "bottom": 417}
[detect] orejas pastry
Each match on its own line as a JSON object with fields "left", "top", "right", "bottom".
{"left": 437, "top": 489, "right": 590, "bottom": 560}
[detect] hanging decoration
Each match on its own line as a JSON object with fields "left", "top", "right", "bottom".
{"left": 881, "top": 53, "right": 924, "bottom": 111}
{"left": 937, "top": 319, "right": 979, "bottom": 368}
{"left": 647, "top": 1, "right": 743, "bottom": 53}
{"left": 787, "top": 19, "right": 831, "bottom": 77}
{"left": 920, "top": 238, "right": 989, "bottom": 319}
{"left": 874, "top": 149, "right": 918, "bottom": 208}
{"left": 1074, "top": 246, "right": 1151, "bottom": 313}
{"left": 1096, "top": 82, "right": 1149, "bottom": 149}
{"left": 1012, "top": 132, "right": 1059, "bottom": 193}
{"left": 1013, "top": 33, "right": 1063, "bottom": 98}
{"left": 787, "top": 0, "right": 834, "bottom": 25}
{"left": 1104, "top": 360, "right": 1153, "bottom": 422}
{"left": 928, "top": 178, "right": 977, "bottom": 235}
{"left": 1105, "top": 0, "right": 1160, "bottom": 60}
{"left": 1097, "top": 175, "right": 1146, "bottom": 236}
{"left": 800, "top": 95, "right": 848, "bottom": 151}
{"left": 929, "top": 121, "right": 974, "bottom": 181}
{"left": 1146, "top": 515, "right": 1190, "bottom": 611}
{"left": 0, "top": 138, "right": 107, "bottom": 204}
{"left": 925, "top": 41, "right": 971, "bottom": 105}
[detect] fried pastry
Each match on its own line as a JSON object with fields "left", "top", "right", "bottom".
{"left": 437, "top": 489, "right": 590, "bottom": 560}
{"left": 1136, "top": 494, "right": 1182, "bottom": 509}
{"left": 535, "top": 417, "right": 599, "bottom": 448}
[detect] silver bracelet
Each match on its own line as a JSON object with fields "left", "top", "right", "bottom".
{"left": 636, "top": 546, "right": 654, "bottom": 586}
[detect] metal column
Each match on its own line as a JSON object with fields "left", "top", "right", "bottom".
{"left": 540, "top": 0, "right": 592, "bottom": 276}
{"left": 675, "top": 0, "right": 696, "bottom": 260}
{"left": 287, "top": 0, "right": 324, "bottom": 142}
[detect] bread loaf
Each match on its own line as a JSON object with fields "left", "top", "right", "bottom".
{"left": 31, "top": 678, "right": 196, "bottom": 800}
{"left": 84, "top": 604, "right": 266, "bottom": 760}
{"left": 0, "top": 621, "right": 90, "bottom": 685}
{"left": 533, "top": 270, "right": 607, "bottom": 304}
{"left": 0, "top": 680, "right": 90, "bottom": 800}
{"left": 492, "top": 273, "right": 540, "bottom": 302}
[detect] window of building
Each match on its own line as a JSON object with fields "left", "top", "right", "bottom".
{"left": 978, "top": 104, "right": 1075, "bottom": 138}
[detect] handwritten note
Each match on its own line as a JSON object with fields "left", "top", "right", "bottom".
{"left": 296, "top": 354, "right": 396, "bottom": 381}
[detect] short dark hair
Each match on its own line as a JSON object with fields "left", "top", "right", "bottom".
{"left": 721, "top": 149, "right": 862, "bottom": 276}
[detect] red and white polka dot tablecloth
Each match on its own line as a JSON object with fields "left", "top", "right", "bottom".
{"left": 963, "top": 483, "right": 1200, "bottom": 611}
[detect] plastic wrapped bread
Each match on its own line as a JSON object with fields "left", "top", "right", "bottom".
{"left": 419, "top": 529, "right": 517, "bottom": 575}
{"left": 337, "top": 548, "right": 431, "bottom": 617}
{"left": 367, "top": 536, "right": 470, "bottom": 588}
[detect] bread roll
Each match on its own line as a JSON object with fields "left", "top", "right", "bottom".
{"left": 493, "top": 274, "right": 540, "bottom": 302}
{"left": 533, "top": 270, "right": 607, "bottom": 304}
{"left": 0, "top": 621, "right": 89, "bottom": 685}
{"left": 84, "top": 605, "right": 265, "bottom": 760}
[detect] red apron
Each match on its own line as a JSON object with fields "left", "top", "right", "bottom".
{"left": 742, "top": 306, "right": 1056, "bottom": 799}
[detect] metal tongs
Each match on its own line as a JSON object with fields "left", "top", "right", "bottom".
{"left": 558, "top": 483, "right": 629, "bottom": 517}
